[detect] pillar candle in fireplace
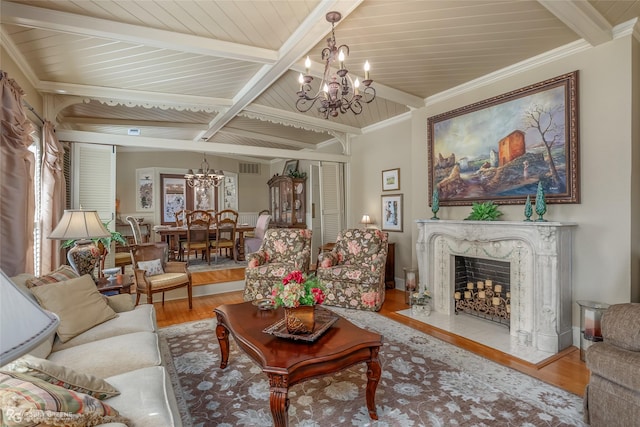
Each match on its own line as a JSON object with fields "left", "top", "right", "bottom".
{"left": 492, "top": 297, "right": 500, "bottom": 306}
{"left": 467, "top": 282, "right": 474, "bottom": 290}
{"left": 477, "top": 282, "right": 484, "bottom": 290}
{"left": 464, "top": 291, "right": 471, "bottom": 299}
{"left": 506, "top": 292, "right": 511, "bottom": 298}
{"left": 454, "top": 292, "right": 461, "bottom": 300}
{"left": 478, "top": 290, "right": 486, "bottom": 299}
{"left": 506, "top": 304, "right": 511, "bottom": 313}
{"left": 485, "top": 279, "right": 492, "bottom": 288}
{"left": 494, "top": 284, "right": 502, "bottom": 293}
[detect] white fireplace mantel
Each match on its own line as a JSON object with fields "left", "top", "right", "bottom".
{"left": 416, "top": 219, "right": 576, "bottom": 354}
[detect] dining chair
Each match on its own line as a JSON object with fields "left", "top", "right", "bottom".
{"left": 181, "top": 210, "right": 212, "bottom": 265}
{"left": 212, "top": 212, "right": 237, "bottom": 262}
{"left": 125, "top": 216, "right": 143, "bottom": 244}
{"left": 243, "top": 213, "right": 271, "bottom": 255}
{"left": 173, "top": 209, "right": 189, "bottom": 260}
{"left": 130, "top": 242, "right": 192, "bottom": 308}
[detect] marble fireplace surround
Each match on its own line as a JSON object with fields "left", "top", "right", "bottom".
{"left": 416, "top": 219, "right": 576, "bottom": 355}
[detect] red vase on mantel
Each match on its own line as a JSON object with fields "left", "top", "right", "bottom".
{"left": 284, "top": 305, "right": 315, "bottom": 334}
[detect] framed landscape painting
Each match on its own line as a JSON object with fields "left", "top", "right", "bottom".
{"left": 382, "top": 168, "right": 400, "bottom": 191}
{"left": 427, "top": 71, "right": 579, "bottom": 206}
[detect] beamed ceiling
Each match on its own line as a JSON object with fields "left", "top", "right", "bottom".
{"left": 1, "top": 0, "right": 639, "bottom": 163}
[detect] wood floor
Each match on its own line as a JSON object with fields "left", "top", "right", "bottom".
{"left": 154, "top": 269, "right": 590, "bottom": 397}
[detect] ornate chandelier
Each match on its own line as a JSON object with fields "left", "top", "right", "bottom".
{"left": 184, "top": 153, "right": 224, "bottom": 189}
{"left": 296, "top": 11, "right": 375, "bottom": 119}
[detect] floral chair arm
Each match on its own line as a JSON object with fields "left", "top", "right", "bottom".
{"left": 317, "top": 251, "right": 339, "bottom": 269}
{"left": 247, "top": 250, "right": 268, "bottom": 268}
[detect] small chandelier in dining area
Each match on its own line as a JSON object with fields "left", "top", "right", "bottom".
{"left": 184, "top": 153, "right": 224, "bottom": 189}
{"left": 296, "top": 11, "right": 375, "bottom": 119}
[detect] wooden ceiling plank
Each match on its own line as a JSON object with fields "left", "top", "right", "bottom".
{"left": 1, "top": 1, "right": 278, "bottom": 63}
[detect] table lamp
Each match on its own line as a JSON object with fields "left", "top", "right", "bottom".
{"left": 49, "top": 209, "right": 111, "bottom": 280}
{"left": 0, "top": 269, "right": 60, "bottom": 365}
{"left": 360, "top": 214, "right": 373, "bottom": 229}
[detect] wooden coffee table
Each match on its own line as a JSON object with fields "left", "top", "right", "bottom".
{"left": 214, "top": 302, "right": 383, "bottom": 426}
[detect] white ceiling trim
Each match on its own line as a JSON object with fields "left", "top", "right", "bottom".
{"left": 56, "top": 129, "right": 349, "bottom": 163}
{"left": 425, "top": 39, "right": 591, "bottom": 107}
{"left": 612, "top": 18, "right": 640, "bottom": 41}
{"left": 243, "top": 104, "right": 360, "bottom": 135}
{"left": 199, "top": 0, "right": 363, "bottom": 141}
{"left": 1, "top": 2, "right": 277, "bottom": 63}
{"left": 538, "top": 0, "right": 612, "bottom": 46}
{"left": 67, "top": 117, "right": 209, "bottom": 131}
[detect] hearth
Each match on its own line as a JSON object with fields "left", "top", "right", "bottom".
{"left": 416, "top": 219, "right": 576, "bottom": 355}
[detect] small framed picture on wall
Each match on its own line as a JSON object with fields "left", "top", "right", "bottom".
{"left": 381, "top": 194, "right": 403, "bottom": 232}
{"left": 382, "top": 168, "right": 400, "bottom": 191}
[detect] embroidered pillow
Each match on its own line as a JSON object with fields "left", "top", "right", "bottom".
{"left": 137, "top": 258, "right": 165, "bottom": 276}
{"left": 0, "top": 371, "right": 129, "bottom": 427}
{"left": 25, "top": 265, "right": 79, "bottom": 288}
{"left": 30, "top": 275, "right": 117, "bottom": 343}
{"left": 3, "top": 355, "right": 119, "bottom": 400}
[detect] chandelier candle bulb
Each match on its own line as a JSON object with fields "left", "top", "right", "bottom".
{"left": 364, "top": 61, "right": 370, "bottom": 80}
{"left": 298, "top": 73, "right": 304, "bottom": 90}
{"left": 338, "top": 49, "right": 345, "bottom": 70}
{"left": 305, "top": 56, "right": 311, "bottom": 74}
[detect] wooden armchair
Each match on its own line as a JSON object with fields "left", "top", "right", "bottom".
{"left": 315, "top": 229, "right": 388, "bottom": 311}
{"left": 243, "top": 228, "right": 312, "bottom": 301}
{"left": 130, "top": 242, "right": 192, "bottom": 308}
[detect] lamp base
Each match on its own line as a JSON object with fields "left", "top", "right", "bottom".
{"left": 67, "top": 240, "right": 100, "bottom": 280}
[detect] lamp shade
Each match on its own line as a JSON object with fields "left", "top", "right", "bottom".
{"left": 360, "top": 214, "right": 373, "bottom": 227}
{"left": 0, "top": 269, "right": 59, "bottom": 365}
{"left": 49, "top": 209, "right": 111, "bottom": 240}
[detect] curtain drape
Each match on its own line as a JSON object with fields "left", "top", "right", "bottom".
{"left": 39, "top": 121, "right": 66, "bottom": 274}
{"left": 1, "top": 71, "right": 36, "bottom": 276}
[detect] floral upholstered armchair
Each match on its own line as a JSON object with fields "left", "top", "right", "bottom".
{"left": 243, "top": 228, "right": 312, "bottom": 301}
{"left": 316, "top": 229, "right": 388, "bottom": 311}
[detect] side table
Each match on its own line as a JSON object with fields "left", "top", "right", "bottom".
{"left": 96, "top": 274, "right": 133, "bottom": 295}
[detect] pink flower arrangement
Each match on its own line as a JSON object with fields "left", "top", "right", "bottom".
{"left": 271, "top": 270, "right": 326, "bottom": 308}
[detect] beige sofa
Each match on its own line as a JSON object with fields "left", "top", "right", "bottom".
{"left": 4, "top": 272, "right": 182, "bottom": 427}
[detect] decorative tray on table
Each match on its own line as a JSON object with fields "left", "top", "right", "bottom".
{"left": 262, "top": 307, "right": 339, "bottom": 342}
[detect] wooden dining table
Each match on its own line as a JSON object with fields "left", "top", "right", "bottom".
{"left": 154, "top": 224, "right": 255, "bottom": 262}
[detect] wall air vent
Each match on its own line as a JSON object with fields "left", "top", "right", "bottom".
{"left": 127, "top": 128, "right": 141, "bottom": 136}
{"left": 239, "top": 162, "right": 260, "bottom": 174}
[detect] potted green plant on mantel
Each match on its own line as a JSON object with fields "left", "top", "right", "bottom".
{"left": 465, "top": 201, "right": 503, "bottom": 221}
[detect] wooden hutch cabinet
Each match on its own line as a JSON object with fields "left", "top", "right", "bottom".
{"left": 268, "top": 175, "right": 306, "bottom": 228}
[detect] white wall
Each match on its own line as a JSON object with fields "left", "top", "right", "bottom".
{"left": 350, "top": 116, "right": 413, "bottom": 280}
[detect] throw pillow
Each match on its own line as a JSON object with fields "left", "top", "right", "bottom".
{"left": 30, "top": 275, "right": 117, "bottom": 343}
{"left": 104, "top": 294, "right": 135, "bottom": 313}
{"left": 0, "top": 371, "right": 129, "bottom": 427}
{"left": 137, "top": 258, "right": 164, "bottom": 276}
{"left": 3, "top": 355, "right": 119, "bottom": 399}
{"left": 25, "top": 265, "right": 79, "bottom": 288}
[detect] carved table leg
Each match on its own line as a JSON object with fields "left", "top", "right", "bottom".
{"left": 215, "top": 316, "right": 229, "bottom": 369}
{"left": 268, "top": 373, "right": 290, "bottom": 427}
{"left": 365, "top": 346, "right": 381, "bottom": 420}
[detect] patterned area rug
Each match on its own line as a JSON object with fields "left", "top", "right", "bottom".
{"left": 159, "top": 307, "right": 586, "bottom": 427}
